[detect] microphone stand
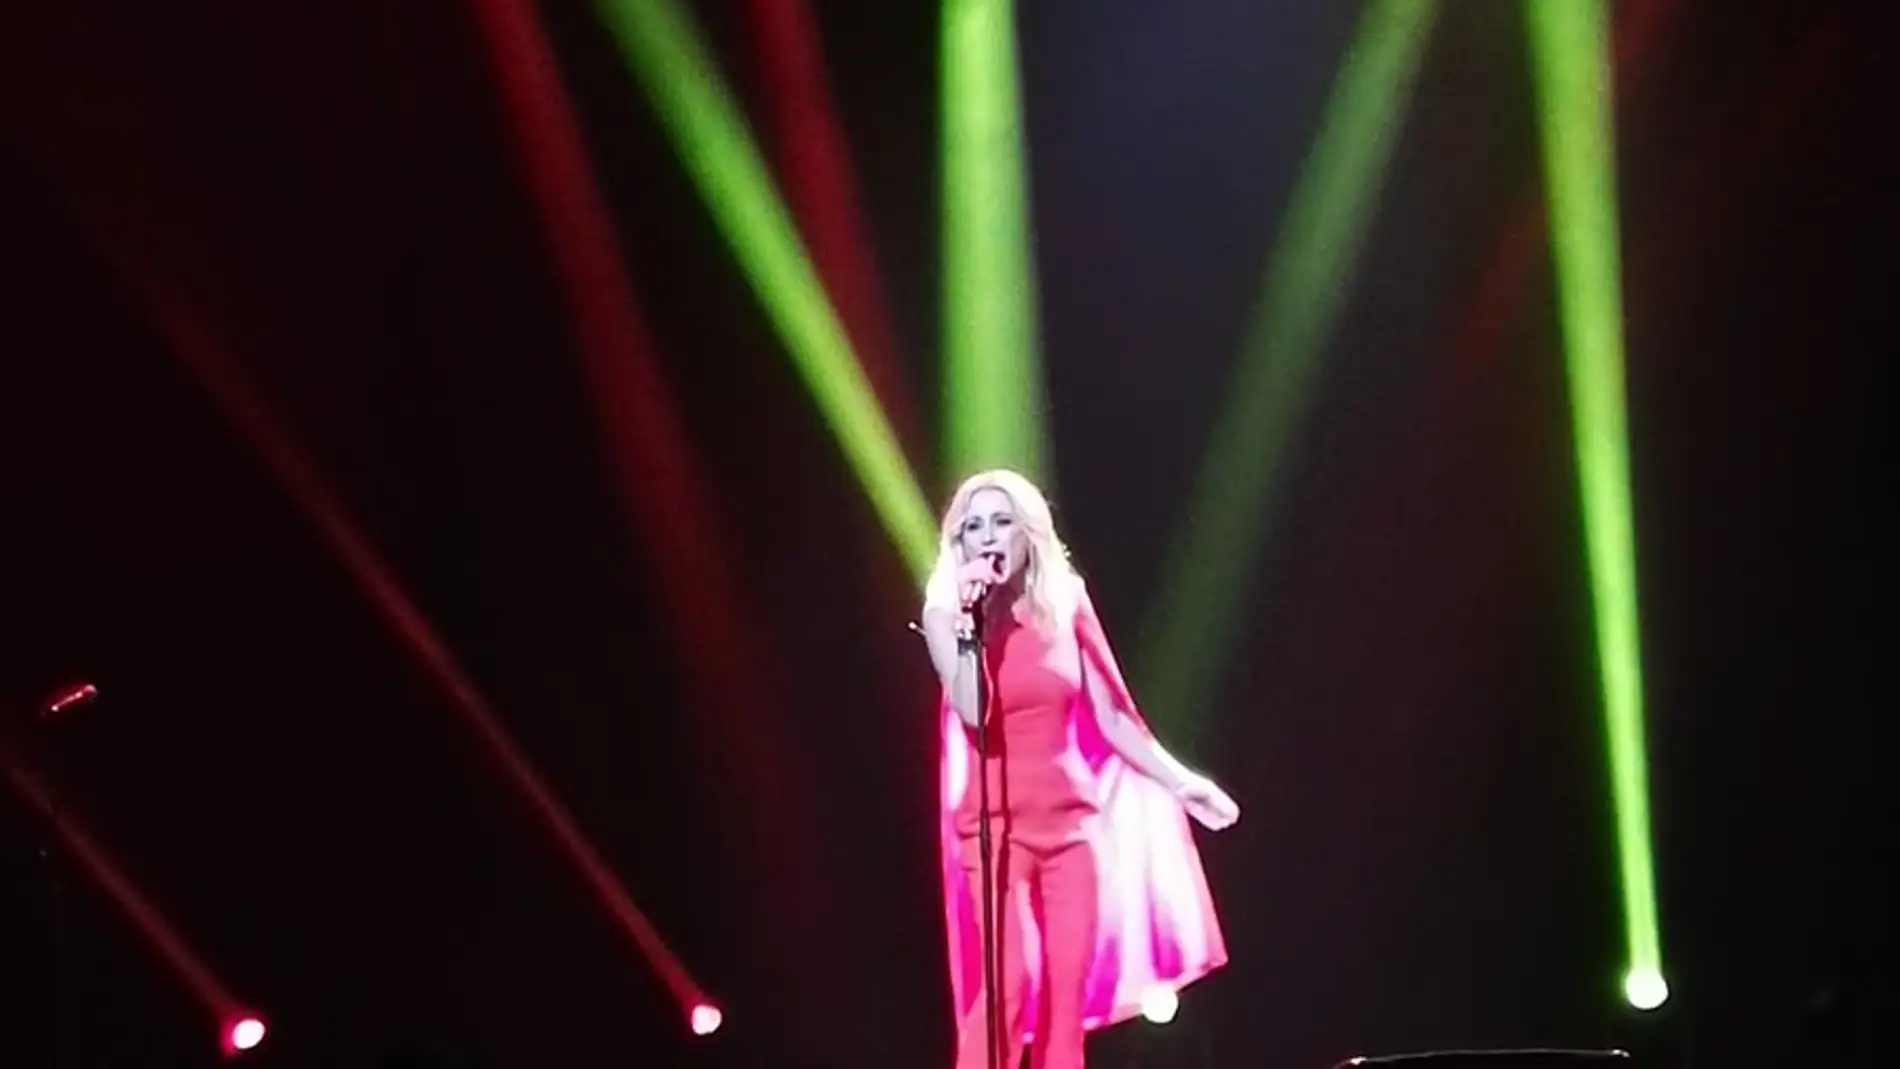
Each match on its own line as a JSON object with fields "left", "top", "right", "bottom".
{"left": 964, "top": 596, "right": 1001, "bottom": 1069}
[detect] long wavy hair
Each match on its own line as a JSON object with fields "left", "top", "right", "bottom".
{"left": 922, "top": 469, "right": 1079, "bottom": 635}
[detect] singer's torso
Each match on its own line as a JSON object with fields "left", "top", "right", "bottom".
{"left": 954, "top": 607, "right": 1095, "bottom": 849}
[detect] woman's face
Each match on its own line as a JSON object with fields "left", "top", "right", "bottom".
{"left": 958, "top": 487, "right": 1029, "bottom": 582}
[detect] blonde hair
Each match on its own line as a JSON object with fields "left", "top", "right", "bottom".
{"left": 922, "top": 469, "right": 1079, "bottom": 634}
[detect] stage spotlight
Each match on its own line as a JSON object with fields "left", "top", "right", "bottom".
{"left": 1623, "top": 968, "right": 1668, "bottom": 1010}
{"left": 1139, "top": 986, "right": 1179, "bottom": 1024}
{"left": 221, "top": 1014, "right": 267, "bottom": 1056}
{"left": 689, "top": 1002, "right": 723, "bottom": 1035}
{"left": 41, "top": 681, "right": 99, "bottom": 719}
{"left": 689, "top": 1002, "right": 723, "bottom": 1036}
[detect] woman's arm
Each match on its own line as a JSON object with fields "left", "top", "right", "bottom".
{"left": 922, "top": 605, "right": 983, "bottom": 729}
{"left": 1073, "top": 580, "right": 1240, "bottom": 829}
{"left": 1084, "top": 663, "right": 1194, "bottom": 793}
{"left": 1083, "top": 649, "right": 1240, "bottom": 830}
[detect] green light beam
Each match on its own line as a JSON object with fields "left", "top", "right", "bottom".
{"left": 1526, "top": 0, "right": 1665, "bottom": 1008}
{"left": 941, "top": 0, "right": 1049, "bottom": 481}
{"left": 1137, "top": 0, "right": 1439, "bottom": 743}
{"left": 592, "top": 0, "right": 937, "bottom": 576}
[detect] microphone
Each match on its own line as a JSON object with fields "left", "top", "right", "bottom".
{"left": 909, "top": 553, "right": 1006, "bottom": 637}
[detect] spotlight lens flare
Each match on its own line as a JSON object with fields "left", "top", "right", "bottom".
{"left": 222, "top": 1014, "right": 267, "bottom": 1055}
{"left": 690, "top": 1002, "right": 723, "bottom": 1035}
{"left": 1624, "top": 968, "right": 1669, "bottom": 1010}
{"left": 1139, "top": 986, "right": 1179, "bottom": 1024}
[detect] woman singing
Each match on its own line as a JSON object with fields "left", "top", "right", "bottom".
{"left": 920, "top": 469, "right": 1240, "bottom": 1069}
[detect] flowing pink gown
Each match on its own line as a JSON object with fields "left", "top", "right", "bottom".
{"left": 938, "top": 581, "right": 1228, "bottom": 1062}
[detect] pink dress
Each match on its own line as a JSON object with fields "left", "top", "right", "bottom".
{"left": 952, "top": 605, "right": 1094, "bottom": 850}
{"left": 938, "top": 581, "right": 1228, "bottom": 1044}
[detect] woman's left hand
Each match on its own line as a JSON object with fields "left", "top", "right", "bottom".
{"left": 1177, "top": 774, "right": 1240, "bottom": 831}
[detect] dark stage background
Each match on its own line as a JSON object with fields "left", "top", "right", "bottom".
{"left": 0, "top": 1, "right": 1887, "bottom": 1067}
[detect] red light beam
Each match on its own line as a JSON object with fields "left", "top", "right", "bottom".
{"left": 0, "top": 9, "right": 709, "bottom": 1016}
{"left": 1, "top": 752, "right": 245, "bottom": 1029}
{"left": 744, "top": 0, "right": 922, "bottom": 463}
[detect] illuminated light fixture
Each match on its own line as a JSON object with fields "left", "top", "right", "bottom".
{"left": 221, "top": 1013, "right": 267, "bottom": 1056}
{"left": 690, "top": 1002, "right": 724, "bottom": 1035}
{"left": 1139, "top": 985, "right": 1179, "bottom": 1024}
{"left": 1623, "top": 967, "right": 1668, "bottom": 1010}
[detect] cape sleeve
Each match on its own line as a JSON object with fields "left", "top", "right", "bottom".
{"left": 937, "top": 578, "right": 1229, "bottom": 1037}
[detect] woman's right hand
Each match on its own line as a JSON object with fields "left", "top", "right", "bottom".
{"left": 956, "top": 554, "right": 1003, "bottom": 610}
